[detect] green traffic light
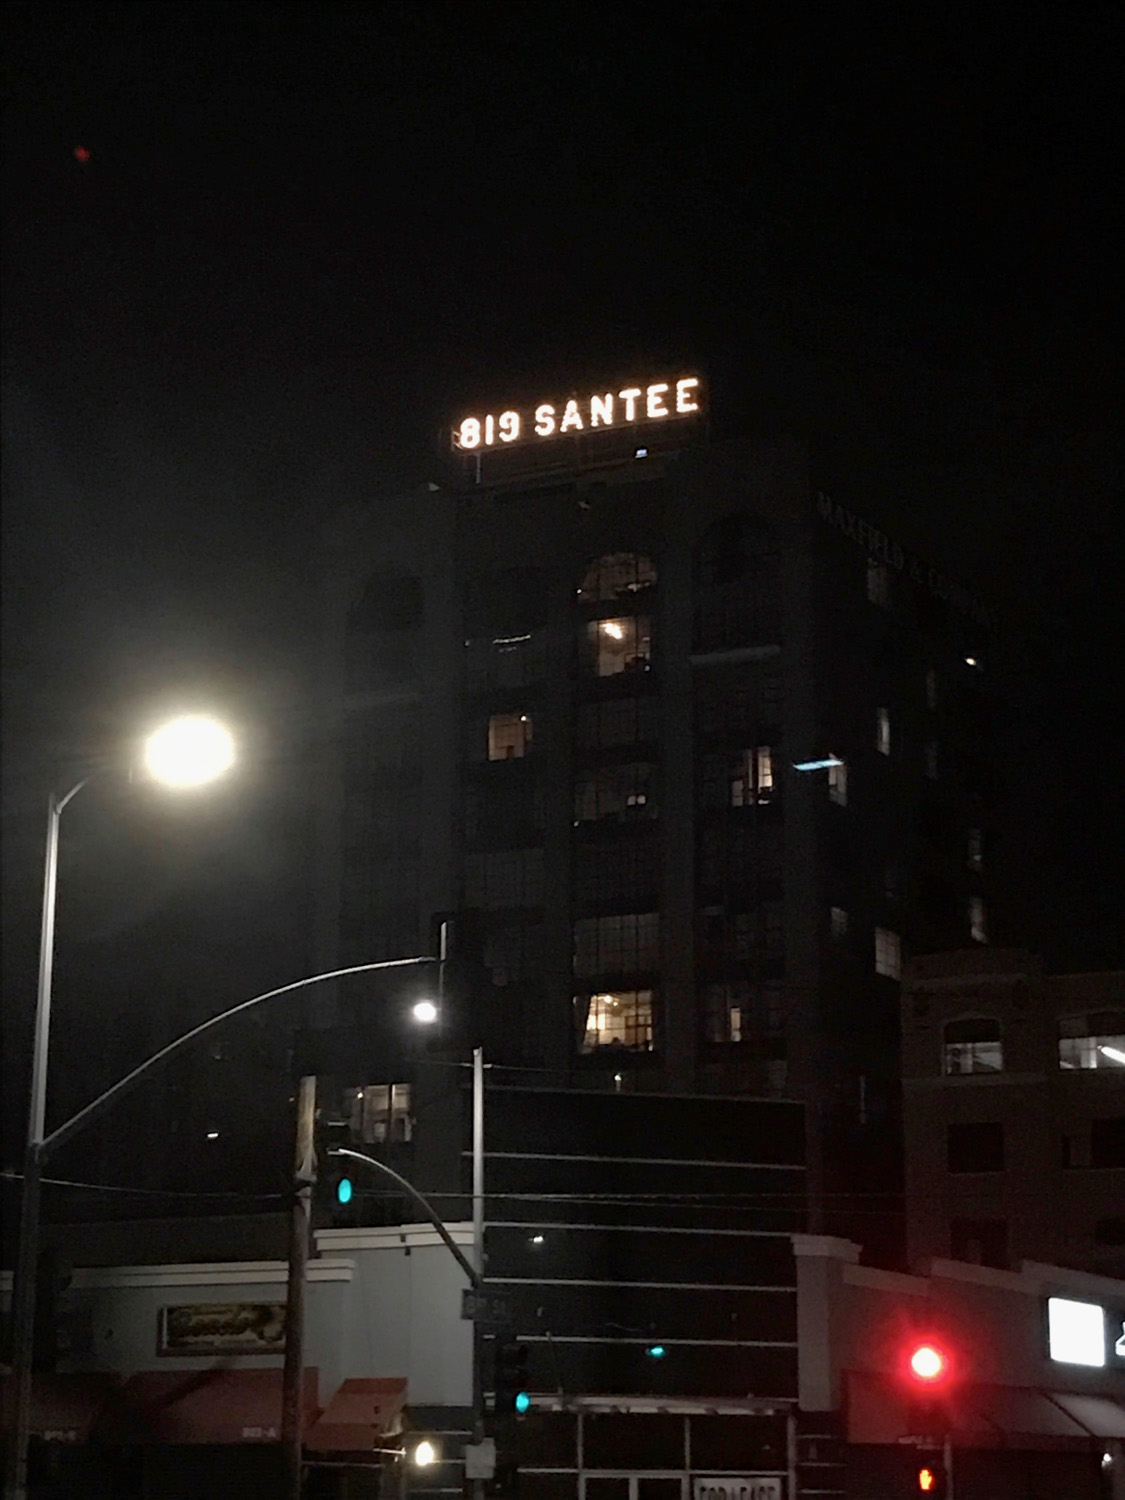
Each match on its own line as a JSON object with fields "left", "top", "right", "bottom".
{"left": 336, "top": 1177, "right": 353, "bottom": 1205}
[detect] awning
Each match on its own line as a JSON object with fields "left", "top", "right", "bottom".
{"left": 0, "top": 1373, "right": 122, "bottom": 1444}
{"left": 304, "top": 1376, "right": 407, "bottom": 1453}
{"left": 113, "top": 1367, "right": 319, "bottom": 1444}
{"left": 847, "top": 1371, "right": 1124, "bottom": 1450}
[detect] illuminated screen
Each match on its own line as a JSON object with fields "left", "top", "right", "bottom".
{"left": 1047, "top": 1297, "right": 1105, "bottom": 1367}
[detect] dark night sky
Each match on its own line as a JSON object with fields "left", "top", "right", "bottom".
{"left": 2, "top": 2, "right": 1122, "bottom": 1163}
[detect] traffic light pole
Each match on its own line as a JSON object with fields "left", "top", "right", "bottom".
{"left": 943, "top": 1433, "right": 954, "bottom": 1500}
{"left": 282, "top": 1074, "right": 317, "bottom": 1500}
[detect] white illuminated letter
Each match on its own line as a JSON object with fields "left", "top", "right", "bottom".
{"left": 459, "top": 418, "right": 481, "bottom": 450}
{"left": 619, "top": 387, "right": 642, "bottom": 421}
{"left": 676, "top": 376, "right": 700, "bottom": 413}
{"left": 590, "top": 393, "right": 614, "bottom": 427}
{"left": 484, "top": 414, "right": 495, "bottom": 445}
{"left": 646, "top": 383, "right": 669, "bottom": 418}
{"left": 499, "top": 411, "right": 520, "bottom": 443}
{"left": 534, "top": 404, "right": 556, "bottom": 437}
{"left": 560, "top": 399, "right": 584, "bottom": 433}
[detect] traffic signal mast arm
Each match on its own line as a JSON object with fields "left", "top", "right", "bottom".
{"left": 329, "top": 1146, "right": 482, "bottom": 1291}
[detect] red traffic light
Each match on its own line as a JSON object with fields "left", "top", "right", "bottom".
{"left": 908, "top": 1342, "right": 949, "bottom": 1383}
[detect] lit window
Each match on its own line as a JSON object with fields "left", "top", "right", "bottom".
{"left": 944, "top": 1018, "right": 1003, "bottom": 1075}
{"left": 867, "top": 559, "right": 890, "bottom": 607}
{"left": 350, "top": 1083, "right": 413, "bottom": 1144}
{"left": 1047, "top": 1297, "right": 1106, "bottom": 1367}
{"left": 577, "top": 552, "right": 657, "bottom": 603}
{"left": 875, "top": 927, "right": 901, "bottom": 979}
{"left": 967, "top": 829, "right": 983, "bottom": 871}
{"left": 1058, "top": 1014, "right": 1125, "bottom": 1070}
{"left": 587, "top": 616, "right": 652, "bottom": 676}
{"left": 876, "top": 707, "right": 891, "bottom": 756}
{"left": 730, "top": 746, "right": 775, "bottom": 806}
{"left": 830, "top": 906, "right": 848, "bottom": 940}
{"left": 925, "top": 669, "right": 938, "bottom": 711}
{"left": 969, "top": 896, "right": 988, "bottom": 944}
{"left": 577, "top": 990, "right": 654, "bottom": 1052}
{"left": 828, "top": 760, "right": 848, "bottom": 806}
{"left": 488, "top": 712, "right": 533, "bottom": 760}
{"left": 924, "top": 742, "right": 939, "bottom": 780}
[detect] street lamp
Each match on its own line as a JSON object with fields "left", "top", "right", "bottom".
{"left": 6, "top": 714, "right": 236, "bottom": 1500}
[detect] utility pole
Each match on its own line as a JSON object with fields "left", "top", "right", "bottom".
{"left": 282, "top": 1073, "right": 317, "bottom": 1500}
{"left": 472, "top": 1046, "right": 486, "bottom": 1500}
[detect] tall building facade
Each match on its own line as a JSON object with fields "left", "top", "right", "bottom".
{"left": 312, "top": 381, "right": 999, "bottom": 1256}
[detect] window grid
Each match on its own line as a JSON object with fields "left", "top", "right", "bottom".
{"left": 487, "top": 712, "right": 533, "bottom": 760}
{"left": 577, "top": 990, "right": 654, "bottom": 1053}
{"left": 574, "top": 913, "right": 660, "bottom": 978}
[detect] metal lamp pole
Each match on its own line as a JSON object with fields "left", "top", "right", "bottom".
{"left": 7, "top": 780, "right": 89, "bottom": 1500}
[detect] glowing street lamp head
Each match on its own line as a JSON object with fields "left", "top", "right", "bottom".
{"left": 412, "top": 1440, "right": 437, "bottom": 1467}
{"left": 412, "top": 1000, "right": 439, "bottom": 1025}
{"left": 143, "top": 715, "right": 235, "bottom": 789}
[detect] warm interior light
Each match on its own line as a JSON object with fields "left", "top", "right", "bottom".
{"left": 602, "top": 620, "right": 625, "bottom": 639}
{"left": 143, "top": 715, "right": 235, "bottom": 788}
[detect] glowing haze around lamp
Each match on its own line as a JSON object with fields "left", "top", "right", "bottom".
{"left": 143, "top": 715, "right": 235, "bottom": 788}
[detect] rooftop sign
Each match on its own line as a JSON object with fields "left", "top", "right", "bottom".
{"left": 452, "top": 375, "right": 703, "bottom": 451}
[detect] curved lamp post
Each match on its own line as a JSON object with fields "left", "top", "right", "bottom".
{"left": 6, "top": 715, "right": 235, "bottom": 1500}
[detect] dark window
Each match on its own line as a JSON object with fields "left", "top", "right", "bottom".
{"left": 574, "top": 836, "right": 659, "bottom": 906}
{"left": 950, "top": 1217, "right": 1008, "bottom": 1269}
{"left": 943, "top": 1018, "right": 1003, "bottom": 1075}
{"left": 578, "top": 552, "right": 657, "bottom": 603}
{"left": 576, "top": 696, "right": 658, "bottom": 750}
{"left": 1095, "top": 1217, "right": 1125, "bottom": 1245}
{"left": 464, "top": 568, "right": 547, "bottom": 634}
{"left": 464, "top": 849, "right": 544, "bottom": 909}
{"left": 574, "top": 913, "right": 659, "bottom": 978}
{"left": 1091, "top": 1118, "right": 1125, "bottom": 1169}
{"left": 348, "top": 571, "right": 424, "bottom": 631}
{"left": 947, "top": 1121, "right": 1004, "bottom": 1173}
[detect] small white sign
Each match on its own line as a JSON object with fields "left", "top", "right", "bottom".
{"left": 1047, "top": 1297, "right": 1106, "bottom": 1367}
{"left": 694, "top": 1479, "right": 782, "bottom": 1500}
{"left": 464, "top": 1439, "right": 497, "bottom": 1479}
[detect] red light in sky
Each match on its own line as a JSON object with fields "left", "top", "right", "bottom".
{"left": 73, "top": 146, "right": 91, "bottom": 163}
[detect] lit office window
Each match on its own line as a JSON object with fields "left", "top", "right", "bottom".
{"left": 1058, "top": 1014, "right": 1125, "bottom": 1070}
{"left": 867, "top": 559, "right": 890, "bottom": 607}
{"left": 875, "top": 927, "right": 901, "bottom": 979}
{"left": 730, "top": 746, "right": 775, "bottom": 806}
{"left": 969, "top": 896, "right": 988, "bottom": 943}
{"left": 828, "top": 760, "right": 848, "bottom": 806}
{"left": 488, "top": 712, "right": 533, "bottom": 760}
{"left": 577, "top": 990, "right": 654, "bottom": 1052}
{"left": 943, "top": 1018, "right": 1003, "bottom": 1075}
{"left": 830, "top": 906, "right": 849, "bottom": 940}
{"left": 876, "top": 707, "right": 891, "bottom": 756}
{"left": 350, "top": 1084, "right": 413, "bottom": 1144}
{"left": 586, "top": 616, "right": 652, "bottom": 676}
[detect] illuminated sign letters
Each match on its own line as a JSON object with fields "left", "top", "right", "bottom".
{"left": 454, "top": 376, "right": 702, "bottom": 451}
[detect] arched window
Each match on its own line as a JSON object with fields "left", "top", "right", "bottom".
{"left": 577, "top": 552, "right": 657, "bottom": 604}
{"left": 943, "top": 1017, "right": 1003, "bottom": 1075}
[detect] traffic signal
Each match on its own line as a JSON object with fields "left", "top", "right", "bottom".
{"left": 492, "top": 1336, "right": 530, "bottom": 1415}
{"left": 903, "top": 1338, "right": 954, "bottom": 1451}
{"left": 914, "top": 1454, "right": 946, "bottom": 1496}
